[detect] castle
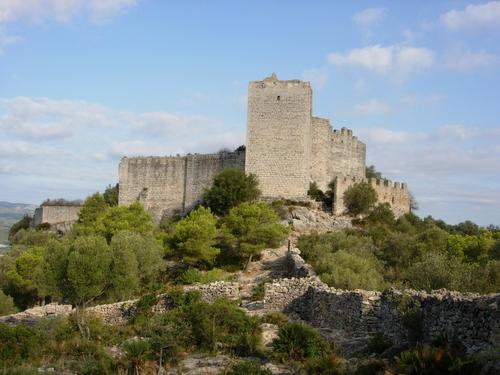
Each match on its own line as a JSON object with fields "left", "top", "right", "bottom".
{"left": 119, "top": 74, "right": 410, "bottom": 221}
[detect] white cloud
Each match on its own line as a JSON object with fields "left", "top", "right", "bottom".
{"left": 353, "top": 7, "right": 386, "bottom": 36}
{"left": 400, "top": 93, "right": 442, "bottom": 107}
{"left": 0, "top": 140, "right": 53, "bottom": 157}
{"left": 327, "top": 44, "right": 434, "bottom": 77}
{"left": 110, "top": 141, "right": 181, "bottom": 157}
{"left": 445, "top": 50, "right": 498, "bottom": 71}
{"left": 357, "top": 127, "right": 421, "bottom": 144}
{"left": 441, "top": 1, "right": 500, "bottom": 31}
{"left": 0, "top": 30, "right": 21, "bottom": 53}
{"left": 302, "top": 68, "right": 328, "bottom": 89}
{"left": 358, "top": 124, "right": 500, "bottom": 223}
{"left": 352, "top": 99, "right": 391, "bottom": 116}
{"left": 0, "top": 0, "right": 138, "bottom": 25}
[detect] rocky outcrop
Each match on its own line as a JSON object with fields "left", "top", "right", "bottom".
{"left": 287, "top": 205, "right": 352, "bottom": 234}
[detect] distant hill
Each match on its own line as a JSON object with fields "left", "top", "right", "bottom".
{"left": 0, "top": 201, "right": 37, "bottom": 248}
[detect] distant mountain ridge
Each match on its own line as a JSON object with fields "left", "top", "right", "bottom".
{"left": 0, "top": 201, "right": 37, "bottom": 246}
{"left": 0, "top": 201, "right": 37, "bottom": 210}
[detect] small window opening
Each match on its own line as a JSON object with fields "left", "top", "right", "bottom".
{"left": 277, "top": 95, "right": 280, "bottom": 101}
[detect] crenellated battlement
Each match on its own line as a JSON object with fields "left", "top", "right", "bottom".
{"left": 119, "top": 74, "right": 409, "bottom": 220}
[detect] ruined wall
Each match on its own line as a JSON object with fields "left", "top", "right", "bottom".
{"left": 264, "top": 250, "right": 500, "bottom": 354}
{"left": 118, "top": 151, "right": 245, "bottom": 221}
{"left": 31, "top": 205, "right": 81, "bottom": 227}
{"left": 333, "top": 175, "right": 410, "bottom": 217}
{"left": 246, "top": 74, "right": 312, "bottom": 199}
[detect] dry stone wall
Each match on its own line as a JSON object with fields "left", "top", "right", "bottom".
{"left": 264, "top": 249, "right": 500, "bottom": 353}
{"left": 119, "top": 151, "right": 245, "bottom": 221}
{"left": 0, "top": 281, "right": 240, "bottom": 326}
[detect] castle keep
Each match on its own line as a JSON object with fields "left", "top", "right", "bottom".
{"left": 119, "top": 74, "right": 410, "bottom": 220}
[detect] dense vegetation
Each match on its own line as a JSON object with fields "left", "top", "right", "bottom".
{"left": 1, "top": 169, "right": 288, "bottom": 318}
{"left": 1, "top": 167, "right": 499, "bottom": 373}
{"left": 298, "top": 204, "right": 500, "bottom": 293}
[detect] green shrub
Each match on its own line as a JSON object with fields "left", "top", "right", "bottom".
{"left": 343, "top": 182, "right": 377, "bottom": 216}
{"left": 145, "top": 291, "right": 262, "bottom": 363}
{"left": 0, "top": 323, "right": 43, "bottom": 367}
{"left": 272, "top": 322, "right": 330, "bottom": 362}
{"left": 300, "top": 354, "right": 346, "bottom": 375}
{"left": 261, "top": 311, "right": 288, "bottom": 327}
{"left": 8, "top": 215, "right": 32, "bottom": 241}
{"left": 221, "top": 202, "right": 289, "bottom": 270}
{"left": 0, "top": 289, "right": 16, "bottom": 315}
{"left": 203, "top": 168, "right": 261, "bottom": 215}
{"left": 316, "top": 251, "right": 386, "bottom": 291}
{"left": 171, "top": 206, "right": 219, "bottom": 268}
{"left": 178, "top": 267, "right": 235, "bottom": 285}
{"left": 307, "top": 182, "right": 326, "bottom": 202}
{"left": 393, "top": 345, "right": 479, "bottom": 375}
{"left": 220, "top": 360, "right": 273, "bottom": 375}
{"left": 121, "top": 339, "right": 152, "bottom": 375}
{"left": 251, "top": 279, "right": 268, "bottom": 301}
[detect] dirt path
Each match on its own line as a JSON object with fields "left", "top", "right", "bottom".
{"left": 237, "top": 243, "right": 290, "bottom": 314}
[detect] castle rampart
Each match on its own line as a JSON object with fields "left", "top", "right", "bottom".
{"left": 118, "top": 74, "right": 410, "bottom": 218}
{"left": 32, "top": 205, "right": 82, "bottom": 229}
{"left": 118, "top": 151, "right": 245, "bottom": 221}
{"left": 333, "top": 175, "right": 410, "bottom": 217}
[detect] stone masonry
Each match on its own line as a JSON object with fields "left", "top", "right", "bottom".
{"left": 31, "top": 204, "right": 82, "bottom": 232}
{"left": 118, "top": 74, "right": 410, "bottom": 220}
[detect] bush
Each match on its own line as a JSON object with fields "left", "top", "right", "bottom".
{"left": 393, "top": 345, "right": 479, "bottom": 374}
{"left": 8, "top": 215, "right": 32, "bottom": 241}
{"left": 261, "top": 311, "right": 288, "bottom": 327}
{"left": 171, "top": 207, "right": 219, "bottom": 268}
{"left": 307, "top": 182, "right": 326, "bottom": 202}
{"left": 145, "top": 291, "right": 262, "bottom": 363}
{"left": 272, "top": 323, "right": 330, "bottom": 362}
{"left": 301, "top": 354, "right": 346, "bottom": 375}
{"left": 316, "top": 251, "right": 386, "bottom": 291}
{"left": 203, "top": 168, "right": 261, "bottom": 215}
{"left": 0, "top": 323, "right": 43, "bottom": 367}
{"left": 343, "top": 182, "right": 377, "bottom": 216}
{"left": 221, "top": 202, "right": 289, "bottom": 269}
{"left": 220, "top": 361, "right": 272, "bottom": 375}
{"left": 0, "top": 290, "right": 16, "bottom": 315}
{"left": 178, "top": 267, "right": 234, "bottom": 285}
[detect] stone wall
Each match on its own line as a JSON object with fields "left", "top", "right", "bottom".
{"left": 264, "top": 250, "right": 500, "bottom": 353}
{"left": 246, "top": 74, "right": 312, "bottom": 199}
{"left": 0, "top": 281, "right": 240, "bottom": 326}
{"left": 119, "top": 151, "right": 245, "bottom": 221}
{"left": 330, "top": 128, "right": 366, "bottom": 180}
{"left": 310, "top": 120, "right": 366, "bottom": 192}
{"left": 333, "top": 175, "right": 410, "bottom": 217}
{"left": 31, "top": 205, "right": 82, "bottom": 228}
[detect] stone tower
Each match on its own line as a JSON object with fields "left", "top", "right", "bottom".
{"left": 245, "top": 73, "right": 312, "bottom": 199}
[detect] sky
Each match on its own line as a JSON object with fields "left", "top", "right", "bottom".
{"left": 0, "top": 0, "right": 499, "bottom": 226}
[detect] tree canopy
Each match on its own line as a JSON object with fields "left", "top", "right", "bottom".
{"left": 203, "top": 168, "right": 261, "bottom": 215}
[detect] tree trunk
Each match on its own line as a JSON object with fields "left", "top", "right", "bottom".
{"left": 245, "top": 254, "right": 253, "bottom": 271}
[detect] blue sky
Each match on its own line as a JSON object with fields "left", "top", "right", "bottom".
{"left": 0, "top": 0, "right": 499, "bottom": 225}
